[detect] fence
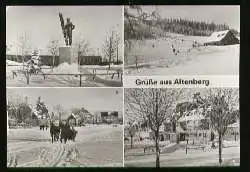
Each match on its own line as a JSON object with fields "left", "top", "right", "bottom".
{"left": 11, "top": 69, "right": 123, "bottom": 87}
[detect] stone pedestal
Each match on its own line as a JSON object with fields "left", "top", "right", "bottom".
{"left": 59, "top": 46, "right": 72, "bottom": 64}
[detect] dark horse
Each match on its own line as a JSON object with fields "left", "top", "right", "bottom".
{"left": 50, "top": 120, "right": 60, "bottom": 143}
{"left": 59, "top": 120, "right": 78, "bottom": 144}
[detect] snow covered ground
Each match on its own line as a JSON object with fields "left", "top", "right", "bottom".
{"left": 6, "top": 61, "right": 123, "bottom": 87}
{"left": 125, "top": 37, "right": 239, "bottom": 75}
{"left": 125, "top": 143, "right": 240, "bottom": 167}
{"left": 7, "top": 125, "right": 123, "bottom": 167}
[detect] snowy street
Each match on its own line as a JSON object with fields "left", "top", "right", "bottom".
{"left": 7, "top": 125, "right": 123, "bottom": 167}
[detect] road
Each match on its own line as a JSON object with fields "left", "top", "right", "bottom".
{"left": 7, "top": 125, "right": 123, "bottom": 167}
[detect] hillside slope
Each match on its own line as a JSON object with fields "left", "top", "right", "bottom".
{"left": 125, "top": 33, "right": 239, "bottom": 75}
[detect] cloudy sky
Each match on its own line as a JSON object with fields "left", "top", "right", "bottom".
{"left": 6, "top": 6, "right": 123, "bottom": 55}
{"left": 139, "top": 5, "right": 240, "bottom": 31}
{"left": 7, "top": 88, "right": 123, "bottom": 114}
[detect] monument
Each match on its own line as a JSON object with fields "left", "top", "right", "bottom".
{"left": 58, "top": 12, "right": 75, "bottom": 64}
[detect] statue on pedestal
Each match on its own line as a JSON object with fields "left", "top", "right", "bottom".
{"left": 59, "top": 12, "right": 75, "bottom": 46}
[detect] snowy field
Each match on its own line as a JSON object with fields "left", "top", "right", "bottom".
{"left": 7, "top": 124, "right": 123, "bottom": 167}
{"left": 125, "top": 36, "right": 239, "bottom": 75}
{"left": 6, "top": 61, "right": 123, "bottom": 87}
{"left": 124, "top": 128, "right": 240, "bottom": 167}
{"left": 124, "top": 140, "right": 240, "bottom": 167}
{"left": 125, "top": 145, "right": 239, "bottom": 167}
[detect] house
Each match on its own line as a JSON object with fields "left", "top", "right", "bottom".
{"left": 149, "top": 126, "right": 186, "bottom": 143}
{"left": 8, "top": 118, "right": 17, "bottom": 128}
{"left": 204, "top": 30, "right": 240, "bottom": 46}
{"left": 106, "top": 111, "right": 119, "bottom": 124}
{"left": 99, "top": 111, "right": 120, "bottom": 124}
{"left": 67, "top": 113, "right": 77, "bottom": 126}
{"left": 83, "top": 112, "right": 94, "bottom": 124}
{"left": 225, "top": 121, "right": 240, "bottom": 140}
{"left": 78, "top": 56, "right": 102, "bottom": 65}
{"left": 100, "top": 112, "right": 109, "bottom": 123}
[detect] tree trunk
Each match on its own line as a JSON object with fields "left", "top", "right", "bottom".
{"left": 116, "top": 45, "right": 118, "bottom": 63}
{"left": 135, "top": 56, "right": 138, "bottom": 70}
{"left": 234, "top": 131, "right": 237, "bottom": 142}
{"left": 155, "top": 132, "right": 160, "bottom": 168}
{"left": 130, "top": 136, "right": 133, "bottom": 149}
{"left": 52, "top": 55, "right": 55, "bottom": 72}
{"left": 172, "top": 121, "right": 176, "bottom": 133}
{"left": 22, "top": 55, "right": 25, "bottom": 70}
{"left": 218, "top": 132, "right": 223, "bottom": 165}
{"left": 109, "top": 37, "right": 112, "bottom": 69}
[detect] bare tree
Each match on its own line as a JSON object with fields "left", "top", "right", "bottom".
{"left": 205, "top": 88, "right": 239, "bottom": 165}
{"left": 125, "top": 121, "right": 137, "bottom": 149}
{"left": 102, "top": 30, "right": 117, "bottom": 69}
{"left": 19, "top": 33, "right": 31, "bottom": 69}
{"left": 125, "top": 88, "right": 183, "bottom": 167}
{"left": 53, "top": 104, "right": 64, "bottom": 120}
{"left": 74, "top": 38, "right": 91, "bottom": 64}
{"left": 115, "top": 32, "right": 121, "bottom": 63}
{"left": 47, "top": 40, "right": 59, "bottom": 71}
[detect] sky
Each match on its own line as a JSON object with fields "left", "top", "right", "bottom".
{"left": 139, "top": 5, "right": 240, "bottom": 32}
{"left": 6, "top": 6, "right": 123, "bottom": 55}
{"left": 7, "top": 88, "right": 123, "bottom": 114}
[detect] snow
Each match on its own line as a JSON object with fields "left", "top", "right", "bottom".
{"left": 125, "top": 36, "right": 239, "bottom": 75}
{"left": 8, "top": 125, "right": 123, "bottom": 167}
{"left": 179, "top": 114, "right": 205, "bottom": 122}
{"left": 125, "top": 145, "right": 240, "bottom": 167}
{"left": 6, "top": 60, "right": 123, "bottom": 87}
{"left": 82, "top": 64, "right": 123, "bottom": 70}
{"left": 206, "top": 30, "right": 229, "bottom": 43}
{"left": 6, "top": 60, "right": 23, "bottom": 65}
{"left": 51, "top": 63, "right": 79, "bottom": 74}
{"left": 228, "top": 122, "right": 239, "bottom": 128}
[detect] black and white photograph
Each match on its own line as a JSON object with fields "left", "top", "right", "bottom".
{"left": 124, "top": 88, "right": 239, "bottom": 167}
{"left": 6, "top": 6, "right": 123, "bottom": 87}
{"left": 124, "top": 6, "right": 240, "bottom": 75}
{"left": 7, "top": 88, "right": 123, "bottom": 167}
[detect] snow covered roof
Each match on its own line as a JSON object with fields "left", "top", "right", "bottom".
{"left": 6, "top": 60, "right": 22, "bottom": 66}
{"left": 206, "top": 30, "right": 230, "bottom": 43}
{"left": 139, "top": 131, "right": 149, "bottom": 138}
{"left": 228, "top": 122, "right": 239, "bottom": 128}
{"left": 178, "top": 113, "right": 205, "bottom": 122}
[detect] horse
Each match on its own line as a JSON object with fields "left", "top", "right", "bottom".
{"left": 50, "top": 120, "right": 60, "bottom": 143}
{"left": 59, "top": 120, "right": 78, "bottom": 144}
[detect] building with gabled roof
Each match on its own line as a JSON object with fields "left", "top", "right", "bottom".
{"left": 204, "top": 30, "right": 239, "bottom": 46}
